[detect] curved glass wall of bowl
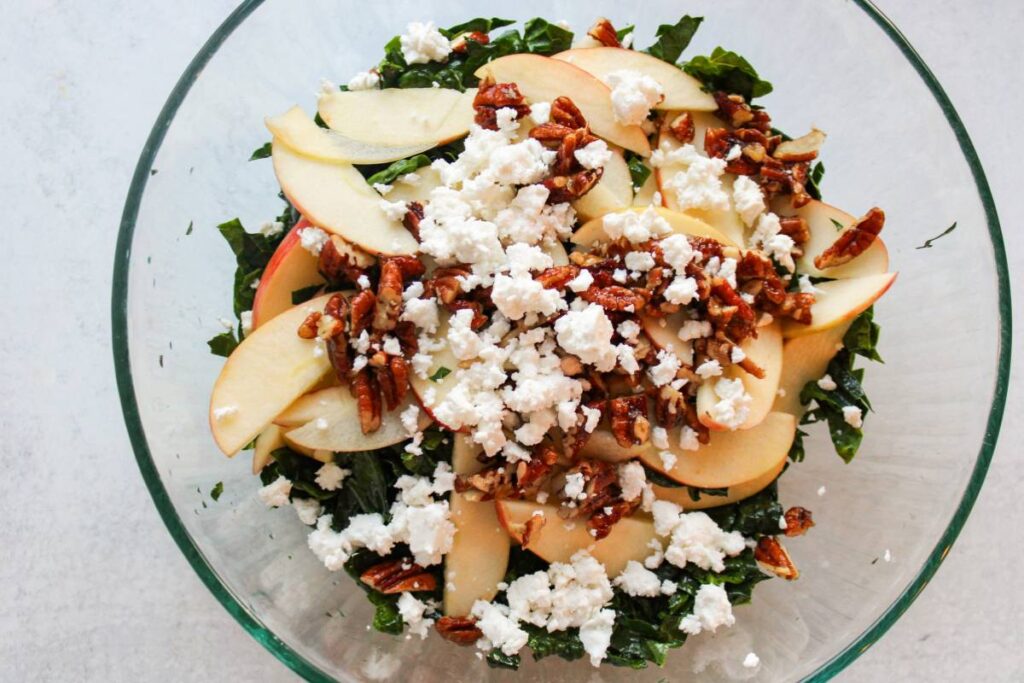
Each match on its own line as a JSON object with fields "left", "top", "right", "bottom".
{"left": 114, "top": 0, "right": 1009, "bottom": 681}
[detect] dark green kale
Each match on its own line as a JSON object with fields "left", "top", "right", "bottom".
{"left": 644, "top": 16, "right": 703, "bottom": 64}
{"left": 788, "top": 427, "right": 807, "bottom": 463}
{"left": 625, "top": 152, "right": 653, "bottom": 191}
{"left": 249, "top": 142, "right": 272, "bottom": 161}
{"left": 683, "top": 47, "right": 773, "bottom": 101}
{"left": 210, "top": 482, "right": 224, "bottom": 501}
{"left": 686, "top": 485, "right": 729, "bottom": 502}
{"left": 365, "top": 154, "right": 432, "bottom": 186}
{"left": 290, "top": 284, "right": 323, "bottom": 306}
{"left": 807, "top": 161, "right": 825, "bottom": 200}
{"left": 206, "top": 330, "right": 239, "bottom": 357}
{"left": 615, "top": 25, "right": 635, "bottom": 44}
{"left": 429, "top": 366, "right": 452, "bottom": 382}
{"left": 797, "top": 308, "right": 883, "bottom": 462}
{"left": 641, "top": 463, "right": 684, "bottom": 488}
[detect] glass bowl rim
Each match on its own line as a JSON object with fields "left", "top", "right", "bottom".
{"left": 111, "top": 1, "right": 1013, "bottom": 680}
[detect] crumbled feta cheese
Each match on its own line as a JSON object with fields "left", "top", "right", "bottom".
{"left": 602, "top": 207, "right": 671, "bottom": 243}
{"left": 678, "top": 319, "right": 712, "bottom": 342}
{"left": 567, "top": 268, "right": 594, "bottom": 293}
{"left": 400, "top": 172, "right": 421, "bottom": 186}
{"left": 652, "top": 142, "right": 730, "bottom": 212}
{"left": 471, "top": 601, "right": 529, "bottom": 656}
{"left": 317, "top": 78, "right": 338, "bottom": 99}
{"left": 659, "top": 450, "right": 677, "bottom": 471}
{"left": 379, "top": 199, "right": 408, "bottom": 221}
{"left": 661, "top": 580, "right": 677, "bottom": 595}
{"left": 347, "top": 70, "right": 380, "bottom": 91}
{"left": 293, "top": 497, "right": 321, "bottom": 525}
{"left": 258, "top": 476, "right": 291, "bottom": 507}
{"left": 842, "top": 405, "right": 864, "bottom": 428}
{"left": 726, "top": 144, "right": 742, "bottom": 161}
{"left": 298, "top": 226, "right": 330, "bottom": 256}
{"left": 605, "top": 69, "right": 664, "bottom": 126}
{"left": 818, "top": 485, "right": 827, "bottom": 496}
{"left": 732, "top": 175, "right": 765, "bottom": 227}
{"left": 581, "top": 405, "right": 602, "bottom": 433}
{"left": 750, "top": 212, "right": 797, "bottom": 271}
{"left": 259, "top": 220, "right": 284, "bottom": 237}
{"left": 648, "top": 349, "right": 682, "bottom": 387}
{"left": 663, "top": 275, "right": 699, "bottom": 306}
{"left": 696, "top": 359, "right": 723, "bottom": 379}
{"left": 574, "top": 139, "right": 613, "bottom": 170}
{"left": 399, "top": 21, "right": 452, "bottom": 64}
{"left": 614, "top": 560, "right": 662, "bottom": 597}
{"left": 779, "top": 514, "right": 788, "bottom": 530}
{"left": 397, "top": 593, "right": 433, "bottom": 639}
{"left": 651, "top": 427, "right": 669, "bottom": 450}
{"left": 743, "top": 652, "right": 760, "bottom": 668}
{"left": 372, "top": 182, "right": 393, "bottom": 196}
{"left": 240, "top": 310, "right": 253, "bottom": 334}
{"left": 618, "top": 461, "right": 647, "bottom": 502}
{"left": 884, "top": 549, "right": 892, "bottom": 562}
{"left": 799, "top": 275, "right": 821, "bottom": 295}
{"left": 616, "top": 319, "right": 641, "bottom": 342}
{"left": 653, "top": 503, "right": 747, "bottom": 572}
{"left": 212, "top": 405, "right": 238, "bottom": 421}
{"left": 530, "top": 101, "right": 551, "bottom": 125}
{"left": 817, "top": 374, "right": 837, "bottom": 391}
{"left": 679, "top": 584, "right": 735, "bottom": 636}
{"left": 624, "top": 251, "right": 656, "bottom": 272}
{"left": 315, "top": 462, "right": 349, "bottom": 491}
{"left": 579, "top": 608, "right": 615, "bottom": 666}
{"left": 555, "top": 304, "right": 617, "bottom": 372}
{"left": 447, "top": 308, "right": 484, "bottom": 361}
{"left": 564, "top": 472, "right": 586, "bottom": 500}
{"left": 707, "top": 377, "right": 752, "bottom": 430}
{"left": 679, "top": 426, "right": 700, "bottom": 451}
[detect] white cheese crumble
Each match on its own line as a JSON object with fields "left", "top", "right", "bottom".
{"left": 679, "top": 426, "right": 701, "bottom": 451}
{"left": 293, "top": 497, "right": 322, "bottom": 526}
{"left": 258, "top": 476, "right": 292, "bottom": 507}
{"left": 567, "top": 268, "right": 594, "bottom": 293}
{"left": 399, "top": 21, "right": 452, "bottom": 64}
{"left": 818, "top": 485, "right": 827, "bottom": 496}
{"left": 651, "top": 142, "right": 730, "bottom": 212}
{"left": 750, "top": 212, "right": 797, "bottom": 272}
{"left": 602, "top": 207, "right": 671, "bottom": 243}
{"left": 372, "top": 182, "right": 393, "bottom": 196}
{"left": 663, "top": 275, "right": 699, "bottom": 306}
{"left": 347, "top": 70, "right": 380, "bottom": 91}
{"left": 397, "top": 593, "right": 433, "bottom": 638}
{"left": 799, "top": 275, "right": 821, "bottom": 295}
{"left": 842, "top": 405, "right": 864, "bottom": 428}
{"left": 614, "top": 560, "right": 662, "bottom": 597}
{"left": 554, "top": 304, "right": 617, "bottom": 372}
{"left": 315, "top": 462, "right": 350, "bottom": 491}
{"left": 678, "top": 319, "right": 712, "bottom": 342}
{"left": 707, "top": 377, "right": 752, "bottom": 430}
{"left": 563, "top": 472, "right": 587, "bottom": 500}
{"left": 240, "top": 310, "right": 253, "bottom": 335}
{"left": 679, "top": 584, "right": 735, "bottom": 636}
{"left": 574, "top": 139, "right": 613, "bottom": 170}
{"left": 212, "top": 405, "right": 238, "bottom": 421}
{"left": 579, "top": 608, "right": 616, "bottom": 666}
{"left": 695, "top": 359, "right": 723, "bottom": 379}
{"left": 743, "top": 652, "right": 761, "bottom": 668}
{"left": 259, "top": 220, "right": 284, "bottom": 237}
{"left": 618, "top": 461, "right": 647, "bottom": 502}
{"left": 659, "top": 450, "right": 678, "bottom": 471}
{"left": 732, "top": 174, "right": 765, "bottom": 227}
{"left": 648, "top": 349, "right": 682, "bottom": 387}
{"left": 529, "top": 101, "right": 551, "bottom": 125}
{"left": 605, "top": 69, "right": 664, "bottom": 126}
{"left": 652, "top": 503, "right": 747, "bottom": 572}
{"left": 817, "top": 374, "right": 837, "bottom": 391}
{"left": 471, "top": 601, "right": 529, "bottom": 656}
{"left": 298, "top": 226, "right": 330, "bottom": 256}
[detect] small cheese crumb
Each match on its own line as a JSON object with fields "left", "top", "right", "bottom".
{"left": 679, "top": 584, "right": 735, "bottom": 636}
{"left": 817, "top": 485, "right": 827, "bottom": 496}
{"left": 605, "top": 70, "right": 664, "bottom": 126}
{"left": 399, "top": 21, "right": 452, "bottom": 64}
{"left": 817, "top": 374, "right": 837, "bottom": 391}
{"left": 258, "top": 476, "right": 291, "bottom": 507}
{"left": 347, "top": 70, "right": 380, "bottom": 91}
{"left": 315, "top": 462, "right": 350, "bottom": 491}
{"left": 574, "top": 140, "right": 613, "bottom": 170}
{"left": 842, "top": 405, "right": 864, "bottom": 428}
{"left": 212, "top": 405, "right": 238, "bottom": 421}
{"left": 298, "top": 227, "right": 330, "bottom": 256}
{"left": 743, "top": 652, "right": 760, "bottom": 668}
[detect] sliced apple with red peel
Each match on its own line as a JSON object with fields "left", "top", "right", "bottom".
{"left": 696, "top": 322, "right": 783, "bottom": 431}
{"left": 782, "top": 273, "right": 896, "bottom": 339}
{"left": 582, "top": 412, "right": 795, "bottom": 488}
{"left": 272, "top": 140, "right": 418, "bottom": 256}
{"left": 210, "top": 295, "right": 333, "bottom": 456}
{"left": 653, "top": 458, "right": 784, "bottom": 511}
{"left": 572, "top": 206, "right": 738, "bottom": 248}
{"left": 475, "top": 54, "right": 650, "bottom": 155}
{"left": 279, "top": 387, "right": 427, "bottom": 452}
{"left": 317, "top": 88, "right": 475, "bottom": 148}
{"left": 772, "top": 198, "right": 890, "bottom": 279}
{"left": 571, "top": 148, "right": 633, "bottom": 221}
{"left": 495, "top": 499, "right": 656, "bottom": 577}
{"left": 252, "top": 423, "right": 284, "bottom": 475}
{"left": 773, "top": 322, "right": 852, "bottom": 416}
{"left": 251, "top": 219, "right": 323, "bottom": 329}
{"left": 444, "top": 436, "right": 510, "bottom": 616}
{"left": 553, "top": 48, "right": 716, "bottom": 111}
{"left": 266, "top": 106, "right": 436, "bottom": 164}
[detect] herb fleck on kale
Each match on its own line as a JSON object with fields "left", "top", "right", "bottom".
{"left": 429, "top": 366, "right": 452, "bottom": 382}
{"left": 625, "top": 153, "right": 653, "bottom": 191}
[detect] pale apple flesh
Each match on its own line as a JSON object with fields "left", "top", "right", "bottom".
{"left": 771, "top": 198, "right": 890, "bottom": 279}
{"left": 317, "top": 88, "right": 475, "bottom": 148}
{"left": 695, "top": 322, "right": 783, "bottom": 431}
{"left": 382, "top": 166, "right": 443, "bottom": 204}
{"left": 571, "top": 148, "right": 633, "bottom": 221}
{"left": 475, "top": 54, "right": 651, "bottom": 155}
{"left": 632, "top": 169, "right": 659, "bottom": 207}
{"left": 444, "top": 436, "right": 510, "bottom": 616}
{"left": 279, "top": 386, "right": 428, "bottom": 452}
{"left": 251, "top": 219, "right": 323, "bottom": 329}
{"left": 553, "top": 47, "right": 717, "bottom": 112}
{"left": 652, "top": 458, "right": 784, "bottom": 511}
{"left": 210, "top": 294, "right": 333, "bottom": 456}
{"left": 272, "top": 140, "right": 418, "bottom": 256}
{"left": 495, "top": 499, "right": 656, "bottom": 577}
{"left": 782, "top": 273, "right": 896, "bottom": 339}
{"left": 571, "top": 206, "right": 738, "bottom": 249}
{"left": 252, "top": 423, "right": 285, "bottom": 475}
{"left": 581, "top": 412, "right": 796, "bottom": 489}
{"left": 408, "top": 312, "right": 462, "bottom": 430}
{"left": 773, "top": 322, "right": 851, "bottom": 416}
{"left": 266, "top": 106, "right": 436, "bottom": 164}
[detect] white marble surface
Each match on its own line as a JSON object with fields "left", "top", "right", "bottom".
{"left": 0, "top": 1, "right": 1020, "bottom": 680}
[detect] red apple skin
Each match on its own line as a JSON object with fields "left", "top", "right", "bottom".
{"left": 251, "top": 218, "right": 323, "bottom": 329}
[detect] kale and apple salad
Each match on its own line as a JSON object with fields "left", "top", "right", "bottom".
{"left": 207, "top": 14, "right": 895, "bottom": 671}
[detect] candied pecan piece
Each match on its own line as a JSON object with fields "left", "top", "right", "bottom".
{"left": 669, "top": 112, "right": 695, "bottom": 143}
{"left": 589, "top": 499, "right": 639, "bottom": 540}
{"left": 435, "top": 617, "right": 483, "bottom": 646}
{"left": 609, "top": 395, "right": 650, "bottom": 447}
{"left": 319, "top": 234, "right": 374, "bottom": 286}
{"left": 779, "top": 216, "right": 811, "bottom": 246}
{"left": 654, "top": 385, "right": 687, "bottom": 429}
{"left": 403, "top": 201, "right": 424, "bottom": 241}
{"left": 713, "top": 91, "right": 771, "bottom": 132}
{"left": 426, "top": 266, "right": 469, "bottom": 304}
{"left": 360, "top": 558, "right": 437, "bottom": 593}
{"left": 535, "top": 265, "right": 580, "bottom": 290}
{"left": 326, "top": 336, "right": 351, "bottom": 378}
{"left": 814, "top": 207, "right": 885, "bottom": 270}
{"left": 374, "top": 256, "right": 423, "bottom": 331}
{"left": 543, "top": 168, "right": 603, "bottom": 203}
{"left": 451, "top": 31, "right": 489, "bottom": 53}
{"left": 587, "top": 17, "right": 621, "bottom": 47}
{"left": 783, "top": 507, "right": 815, "bottom": 537}
{"left": 297, "top": 311, "right": 322, "bottom": 339}
{"left": 580, "top": 285, "right": 646, "bottom": 312}
{"left": 458, "top": 445, "right": 558, "bottom": 501}
{"left": 349, "top": 290, "right": 376, "bottom": 337}
{"left": 550, "top": 96, "right": 587, "bottom": 129}
{"left": 515, "top": 445, "right": 559, "bottom": 493}
{"left": 473, "top": 78, "right": 530, "bottom": 129}
{"left": 352, "top": 369, "right": 382, "bottom": 433}
{"left": 774, "top": 129, "right": 826, "bottom": 162}
{"left": 520, "top": 514, "right": 547, "bottom": 550}
{"left": 388, "top": 354, "right": 410, "bottom": 405}
{"left": 755, "top": 536, "right": 799, "bottom": 580}
{"left": 529, "top": 122, "right": 576, "bottom": 147}
{"left": 563, "top": 399, "right": 606, "bottom": 459}
{"left": 689, "top": 236, "right": 725, "bottom": 262}
{"left": 554, "top": 128, "right": 599, "bottom": 176}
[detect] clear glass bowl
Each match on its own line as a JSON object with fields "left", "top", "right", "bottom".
{"left": 112, "top": 1, "right": 1011, "bottom": 680}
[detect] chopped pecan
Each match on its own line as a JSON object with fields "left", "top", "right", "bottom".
{"left": 447, "top": 300, "right": 488, "bottom": 329}
{"left": 473, "top": 78, "right": 530, "bottom": 129}
{"left": 435, "top": 617, "right": 483, "bottom": 646}
{"left": 778, "top": 216, "right": 811, "bottom": 246}
{"left": 814, "top": 207, "right": 885, "bottom": 270}
{"left": 713, "top": 91, "right": 771, "bottom": 132}
{"left": 457, "top": 445, "right": 559, "bottom": 501}
{"left": 297, "top": 311, "right": 322, "bottom": 339}
{"left": 543, "top": 168, "right": 603, "bottom": 203}
{"left": 349, "top": 290, "right": 376, "bottom": 337}
{"left": 654, "top": 384, "right": 688, "bottom": 429}
{"left": 529, "top": 122, "right": 577, "bottom": 147}
{"left": 319, "top": 234, "right": 374, "bottom": 286}
{"left": 755, "top": 536, "right": 799, "bottom": 580}
{"left": 515, "top": 445, "right": 559, "bottom": 493}
{"left": 534, "top": 265, "right": 580, "bottom": 290}
{"left": 403, "top": 201, "right": 424, "bottom": 241}
{"left": 774, "top": 129, "right": 826, "bottom": 162}
{"left": 563, "top": 400, "right": 606, "bottom": 459}
{"left": 669, "top": 112, "right": 695, "bottom": 144}
{"left": 351, "top": 369, "right": 382, "bottom": 434}
{"left": 783, "top": 507, "right": 815, "bottom": 537}
{"left": 373, "top": 256, "right": 424, "bottom": 331}
{"left": 589, "top": 499, "right": 639, "bottom": 540}
{"left": 580, "top": 285, "right": 646, "bottom": 312}
{"left": 554, "top": 128, "right": 599, "bottom": 175}
{"left": 451, "top": 31, "right": 489, "bottom": 53}
{"left": 425, "top": 266, "right": 469, "bottom": 304}
{"left": 587, "top": 17, "right": 621, "bottom": 47}
{"left": 520, "top": 514, "right": 547, "bottom": 549}
{"left": 609, "top": 395, "right": 650, "bottom": 447}
{"left": 550, "top": 96, "right": 588, "bottom": 130}
{"left": 360, "top": 558, "right": 437, "bottom": 593}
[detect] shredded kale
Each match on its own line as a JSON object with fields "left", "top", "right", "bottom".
{"left": 625, "top": 152, "right": 653, "bottom": 191}
{"left": 683, "top": 47, "right": 773, "bottom": 101}
{"left": 616, "top": 25, "right": 636, "bottom": 44}
{"left": 788, "top": 427, "right": 807, "bottom": 463}
{"left": 249, "top": 142, "right": 272, "bottom": 161}
{"left": 643, "top": 16, "right": 703, "bottom": 65}
{"left": 206, "top": 330, "right": 238, "bottom": 357}
{"left": 807, "top": 161, "right": 825, "bottom": 200}
{"left": 429, "top": 366, "right": 452, "bottom": 382}
{"left": 686, "top": 485, "right": 729, "bottom": 502}
{"left": 916, "top": 222, "right": 957, "bottom": 249}
{"left": 290, "top": 284, "right": 323, "bottom": 306}
{"left": 210, "top": 482, "right": 224, "bottom": 501}
{"left": 366, "top": 154, "right": 432, "bottom": 186}
{"left": 797, "top": 308, "right": 883, "bottom": 462}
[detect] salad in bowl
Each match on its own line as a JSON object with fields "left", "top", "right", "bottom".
{"left": 207, "top": 14, "right": 894, "bottom": 671}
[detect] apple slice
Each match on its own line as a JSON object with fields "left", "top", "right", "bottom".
{"left": 210, "top": 295, "right": 333, "bottom": 456}
{"left": 252, "top": 423, "right": 284, "bottom": 474}
{"left": 251, "top": 219, "right": 324, "bottom": 329}
{"left": 444, "top": 436, "right": 511, "bottom": 616}
{"left": 571, "top": 148, "right": 633, "bottom": 221}
{"left": 317, "top": 88, "right": 475, "bottom": 148}
{"left": 475, "top": 54, "right": 650, "bottom": 155}
{"left": 553, "top": 47, "right": 716, "bottom": 111}
{"left": 632, "top": 168, "right": 658, "bottom": 206}
{"left": 572, "top": 206, "right": 738, "bottom": 248}
{"left": 408, "top": 311, "right": 463, "bottom": 430}
{"left": 383, "top": 166, "right": 443, "bottom": 204}
{"left": 652, "top": 458, "right": 784, "bottom": 511}
{"left": 773, "top": 322, "right": 852, "bottom": 416}
{"left": 655, "top": 114, "right": 746, "bottom": 247}
{"left": 695, "top": 322, "right": 783, "bottom": 431}
{"left": 279, "top": 386, "right": 428, "bottom": 452}
{"left": 272, "top": 140, "right": 418, "bottom": 256}
{"left": 772, "top": 199, "right": 890, "bottom": 279}
{"left": 581, "top": 412, "right": 795, "bottom": 488}
{"left": 266, "top": 106, "right": 436, "bottom": 164}
{"left": 782, "top": 273, "right": 896, "bottom": 339}
{"left": 495, "top": 499, "right": 656, "bottom": 577}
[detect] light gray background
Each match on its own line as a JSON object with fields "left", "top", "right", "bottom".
{"left": 0, "top": 1, "right": 1019, "bottom": 680}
